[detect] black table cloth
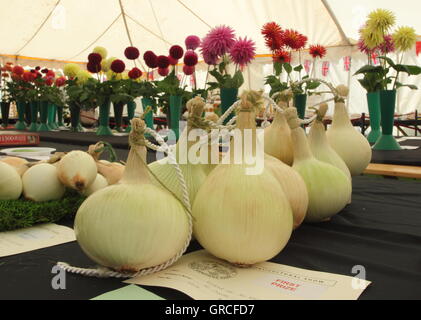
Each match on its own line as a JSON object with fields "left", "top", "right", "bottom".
{"left": 371, "top": 139, "right": 421, "bottom": 166}
{"left": 1, "top": 175, "right": 421, "bottom": 300}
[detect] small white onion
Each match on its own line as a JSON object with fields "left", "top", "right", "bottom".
{"left": 82, "top": 174, "right": 108, "bottom": 196}
{"left": 22, "top": 163, "right": 65, "bottom": 202}
{"left": 1, "top": 157, "right": 29, "bottom": 176}
{"left": 0, "top": 162, "right": 23, "bottom": 200}
{"left": 57, "top": 151, "right": 97, "bottom": 191}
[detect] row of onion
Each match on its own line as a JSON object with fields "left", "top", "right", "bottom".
{"left": 72, "top": 84, "right": 372, "bottom": 273}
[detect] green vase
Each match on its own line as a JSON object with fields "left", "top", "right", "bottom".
{"left": 38, "top": 101, "right": 51, "bottom": 132}
{"left": 293, "top": 94, "right": 307, "bottom": 120}
{"left": 141, "top": 98, "right": 154, "bottom": 130}
{"left": 1, "top": 101, "right": 11, "bottom": 129}
{"left": 47, "top": 104, "right": 59, "bottom": 130}
{"left": 97, "top": 100, "right": 113, "bottom": 136}
{"left": 24, "top": 102, "right": 32, "bottom": 126}
{"left": 373, "top": 90, "right": 401, "bottom": 151}
{"left": 366, "top": 92, "right": 381, "bottom": 144}
{"left": 169, "top": 95, "right": 182, "bottom": 140}
{"left": 15, "top": 101, "right": 27, "bottom": 130}
{"left": 125, "top": 100, "right": 137, "bottom": 133}
{"left": 220, "top": 88, "right": 238, "bottom": 125}
{"left": 70, "top": 104, "right": 82, "bottom": 132}
{"left": 28, "top": 101, "right": 39, "bottom": 132}
{"left": 113, "top": 102, "right": 125, "bottom": 132}
{"left": 57, "top": 106, "right": 65, "bottom": 127}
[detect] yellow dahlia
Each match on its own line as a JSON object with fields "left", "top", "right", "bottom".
{"left": 393, "top": 26, "right": 417, "bottom": 52}
{"left": 106, "top": 69, "right": 122, "bottom": 80}
{"left": 75, "top": 70, "right": 92, "bottom": 85}
{"left": 101, "top": 57, "right": 117, "bottom": 72}
{"left": 361, "top": 26, "right": 384, "bottom": 50}
{"left": 63, "top": 63, "right": 81, "bottom": 78}
{"left": 366, "top": 9, "right": 396, "bottom": 33}
{"left": 93, "top": 46, "right": 108, "bottom": 60}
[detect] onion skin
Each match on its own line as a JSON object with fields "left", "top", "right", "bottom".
{"left": 264, "top": 112, "right": 294, "bottom": 166}
{"left": 57, "top": 151, "right": 97, "bottom": 191}
{"left": 265, "top": 155, "right": 308, "bottom": 229}
{"left": 96, "top": 161, "right": 124, "bottom": 185}
{"left": 75, "top": 184, "right": 189, "bottom": 272}
{"left": 193, "top": 164, "right": 293, "bottom": 266}
{"left": 0, "top": 162, "right": 23, "bottom": 200}
{"left": 22, "top": 164, "right": 65, "bottom": 202}
{"left": 326, "top": 102, "right": 372, "bottom": 176}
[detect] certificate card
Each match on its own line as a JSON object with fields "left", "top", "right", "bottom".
{"left": 0, "top": 223, "right": 75, "bottom": 257}
{"left": 126, "top": 250, "right": 371, "bottom": 300}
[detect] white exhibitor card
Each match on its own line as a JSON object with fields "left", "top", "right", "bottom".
{"left": 0, "top": 223, "right": 75, "bottom": 257}
{"left": 126, "top": 250, "right": 371, "bottom": 300}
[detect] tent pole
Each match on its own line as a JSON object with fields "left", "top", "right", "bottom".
{"left": 118, "top": 0, "right": 146, "bottom": 71}
{"left": 320, "top": 0, "right": 352, "bottom": 46}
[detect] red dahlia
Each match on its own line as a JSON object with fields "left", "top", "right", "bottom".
{"left": 283, "top": 29, "right": 308, "bottom": 50}
{"left": 55, "top": 77, "right": 66, "bottom": 87}
{"left": 110, "top": 59, "right": 125, "bottom": 73}
{"left": 45, "top": 77, "right": 54, "bottom": 86}
{"left": 184, "top": 51, "right": 198, "bottom": 67}
{"left": 143, "top": 51, "right": 158, "bottom": 68}
{"left": 261, "top": 22, "right": 284, "bottom": 51}
{"left": 273, "top": 49, "right": 291, "bottom": 63}
{"left": 128, "top": 67, "right": 142, "bottom": 79}
{"left": 158, "top": 67, "right": 169, "bottom": 77}
{"left": 124, "top": 46, "right": 140, "bottom": 60}
{"left": 88, "top": 53, "right": 102, "bottom": 64}
{"left": 168, "top": 56, "right": 178, "bottom": 66}
{"left": 12, "top": 66, "right": 24, "bottom": 76}
{"left": 22, "top": 72, "right": 33, "bottom": 82}
{"left": 183, "top": 65, "right": 195, "bottom": 76}
{"left": 87, "top": 62, "right": 101, "bottom": 73}
{"left": 47, "top": 70, "right": 55, "bottom": 78}
{"left": 169, "top": 45, "right": 184, "bottom": 60}
{"left": 41, "top": 68, "right": 49, "bottom": 74}
{"left": 157, "top": 55, "right": 170, "bottom": 69}
{"left": 309, "top": 44, "right": 327, "bottom": 59}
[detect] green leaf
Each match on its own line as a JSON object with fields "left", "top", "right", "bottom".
{"left": 306, "top": 81, "right": 320, "bottom": 90}
{"left": 394, "top": 64, "right": 421, "bottom": 76}
{"left": 294, "top": 65, "right": 303, "bottom": 72}
{"left": 396, "top": 82, "right": 418, "bottom": 90}
{"left": 274, "top": 62, "right": 283, "bottom": 76}
{"left": 378, "top": 56, "right": 396, "bottom": 68}
{"left": 283, "top": 63, "right": 292, "bottom": 74}
{"left": 354, "top": 65, "right": 383, "bottom": 75}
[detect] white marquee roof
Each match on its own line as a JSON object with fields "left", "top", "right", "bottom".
{"left": 0, "top": 0, "right": 419, "bottom": 67}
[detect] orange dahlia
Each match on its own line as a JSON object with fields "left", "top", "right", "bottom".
{"left": 309, "top": 44, "right": 327, "bottom": 59}
{"left": 261, "top": 22, "right": 284, "bottom": 51}
{"left": 283, "top": 29, "right": 307, "bottom": 50}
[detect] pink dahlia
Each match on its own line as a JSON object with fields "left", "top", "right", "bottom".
{"left": 357, "top": 38, "right": 373, "bottom": 55}
{"left": 200, "top": 25, "right": 236, "bottom": 58}
{"left": 185, "top": 35, "right": 201, "bottom": 50}
{"left": 229, "top": 37, "right": 256, "bottom": 67}
{"left": 378, "top": 35, "right": 395, "bottom": 54}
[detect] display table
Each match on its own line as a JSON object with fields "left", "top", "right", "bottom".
{"left": 371, "top": 139, "right": 421, "bottom": 166}
{"left": 1, "top": 175, "right": 421, "bottom": 300}
{"left": 364, "top": 163, "right": 421, "bottom": 179}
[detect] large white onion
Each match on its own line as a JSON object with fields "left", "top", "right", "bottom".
{"left": 193, "top": 91, "right": 293, "bottom": 266}
{"left": 57, "top": 151, "right": 97, "bottom": 191}
{"left": 74, "top": 119, "right": 190, "bottom": 272}
{"left": 0, "top": 162, "right": 23, "bottom": 200}
{"left": 285, "top": 107, "right": 352, "bottom": 223}
{"left": 326, "top": 88, "right": 372, "bottom": 176}
{"left": 22, "top": 163, "right": 65, "bottom": 202}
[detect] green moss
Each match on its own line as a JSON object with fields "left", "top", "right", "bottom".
{"left": 0, "top": 192, "right": 85, "bottom": 232}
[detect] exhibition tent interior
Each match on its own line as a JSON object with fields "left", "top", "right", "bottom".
{"left": 0, "top": 0, "right": 420, "bottom": 114}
